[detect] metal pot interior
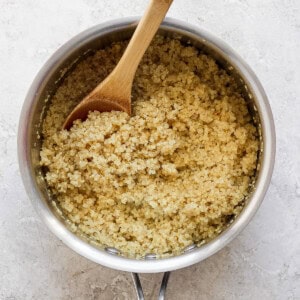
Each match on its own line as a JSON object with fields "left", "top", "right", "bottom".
{"left": 20, "top": 19, "right": 273, "bottom": 272}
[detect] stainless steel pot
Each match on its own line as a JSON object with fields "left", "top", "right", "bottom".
{"left": 18, "top": 17, "right": 275, "bottom": 299}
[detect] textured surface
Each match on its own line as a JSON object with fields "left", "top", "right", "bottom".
{"left": 1, "top": 0, "right": 299, "bottom": 299}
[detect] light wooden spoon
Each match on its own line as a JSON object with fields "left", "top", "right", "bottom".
{"left": 63, "top": 0, "right": 173, "bottom": 129}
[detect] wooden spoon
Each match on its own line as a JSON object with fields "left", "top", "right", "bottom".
{"left": 63, "top": 0, "right": 173, "bottom": 129}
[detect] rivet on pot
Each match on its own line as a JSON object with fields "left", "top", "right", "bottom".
{"left": 105, "top": 247, "right": 120, "bottom": 255}
{"left": 144, "top": 253, "right": 157, "bottom": 260}
{"left": 183, "top": 244, "right": 197, "bottom": 253}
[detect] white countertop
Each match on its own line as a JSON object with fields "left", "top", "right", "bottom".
{"left": 1, "top": 0, "right": 299, "bottom": 299}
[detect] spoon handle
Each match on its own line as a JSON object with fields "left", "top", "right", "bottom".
{"left": 108, "top": 0, "right": 173, "bottom": 94}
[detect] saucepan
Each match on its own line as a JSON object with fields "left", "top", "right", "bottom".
{"left": 18, "top": 18, "right": 275, "bottom": 299}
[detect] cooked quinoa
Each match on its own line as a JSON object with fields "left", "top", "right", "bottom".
{"left": 40, "top": 36, "right": 259, "bottom": 257}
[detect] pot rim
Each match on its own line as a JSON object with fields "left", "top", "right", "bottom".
{"left": 18, "top": 17, "right": 276, "bottom": 273}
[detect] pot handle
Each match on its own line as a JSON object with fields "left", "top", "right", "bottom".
{"left": 131, "top": 272, "right": 171, "bottom": 300}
